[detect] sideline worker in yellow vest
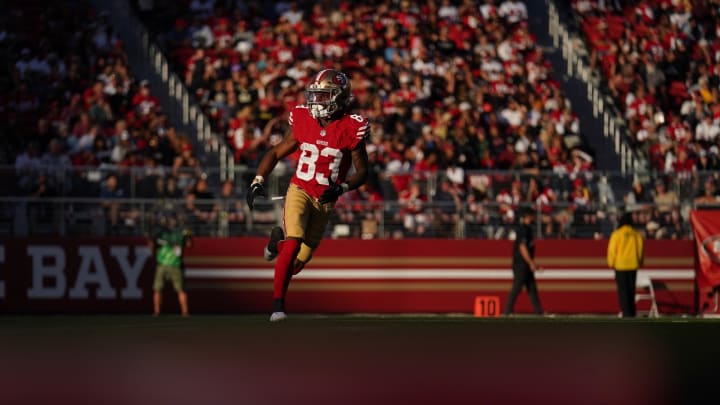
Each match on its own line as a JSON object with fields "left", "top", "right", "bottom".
{"left": 607, "top": 212, "right": 645, "bottom": 318}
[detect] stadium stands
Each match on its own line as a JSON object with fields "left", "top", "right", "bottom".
{"left": 1, "top": 0, "right": 206, "bottom": 234}
{"left": 137, "top": 0, "right": 610, "bottom": 236}
{"left": 147, "top": 1, "right": 593, "bottom": 175}
{"left": 0, "top": 0, "right": 716, "bottom": 240}
{"left": 568, "top": 0, "right": 720, "bottom": 173}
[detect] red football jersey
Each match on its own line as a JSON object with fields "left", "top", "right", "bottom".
{"left": 289, "top": 105, "right": 369, "bottom": 199}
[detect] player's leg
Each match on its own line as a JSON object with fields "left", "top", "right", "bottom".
{"left": 293, "top": 244, "right": 312, "bottom": 275}
{"left": 503, "top": 267, "right": 525, "bottom": 315}
{"left": 615, "top": 270, "right": 633, "bottom": 317}
{"left": 177, "top": 292, "right": 189, "bottom": 317}
{"left": 525, "top": 271, "right": 544, "bottom": 315}
{"left": 263, "top": 229, "right": 307, "bottom": 276}
{"left": 627, "top": 270, "right": 637, "bottom": 317}
{"left": 264, "top": 226, "right": 285, "bottom": 261}
{"left": 270, "top": 185, "right": 310, "bottom": 320}
{"left": 153, "top": 292, "right": 161, "bottom": 316}
{"left": 274, "top": 237, "right": 301, "bottom": 301}
{"left": 293, "top": 201, "right": 332, "bottom": 275}
{"left": 270, "top": 236, "right": 301, "bottom": 321}
{"left": 169, "top": 266, "right": 189, "bottom": 316}
{"left": 152, "top": 265, "right": 166, "bottom": 316}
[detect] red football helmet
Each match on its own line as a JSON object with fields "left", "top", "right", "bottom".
{"left": 305, "top": 69, "right": 352, "bottom": 119}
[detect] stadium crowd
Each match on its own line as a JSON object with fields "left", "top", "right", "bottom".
{"left": 150, "top": 0, "right": 592, "bottom": 173}
{"left": 2, "top": 1, "right": 197, "bottom": 187}
{"left": 138, "top": 0, "right": 710, "bottom": 239}
{"left": 0, "top": 0, "right": 231, "bottom": 234}
{"left": 141, "top": 0, "right": 603, "bottom": 237}
{"left": 570, "top": 0, "right": 720, "bottom": 174}
{"left": 0, "top": 0, "right": 715, "bottom": 239}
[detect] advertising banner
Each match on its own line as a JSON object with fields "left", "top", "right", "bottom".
{"left": 690, "top": 210, "right": 720, "bottom": 314}
{"left": 0, "top": 237, "right": 695, "bottom": 315}
{"left": 0, "top": 238, "right": 153, "bottom": 312}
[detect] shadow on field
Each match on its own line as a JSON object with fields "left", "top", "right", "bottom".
{"left": 0, "top": 315, "right": 717, "bottom": 405}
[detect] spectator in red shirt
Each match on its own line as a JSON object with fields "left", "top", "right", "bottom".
{"left": 131, "top": 80, "right": 160, "bottom": 117}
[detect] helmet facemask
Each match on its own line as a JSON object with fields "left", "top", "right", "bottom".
{"left": 306, "top": 87, "right": 340, "bottom": 119}
{"left": 305, "top": 70, "right": 351, "bottom": 119}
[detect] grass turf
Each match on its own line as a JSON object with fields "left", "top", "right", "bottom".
{"left": 1, "top": 314, "right": 718, "bottom": 404}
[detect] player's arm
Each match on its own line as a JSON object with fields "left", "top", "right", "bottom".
{"left": 519, "top": 243, "right": 537, "bottom": 272}
{"left": 247, "top": 128, "right": 298, "bottom": 210}
{"left": 607, "top": 232, "right": 617, "bottom": 268}
{"left": 516, "top": 227, "right": 538, "bottom": 271}
{"left": 344, "top": 140, "right": 369, "bottom": 192}
{"left": 319, "top": 140, "right": 369, "bottom": 204}
{"left": 255, "top": 127, "right": 299, "bottom": 180}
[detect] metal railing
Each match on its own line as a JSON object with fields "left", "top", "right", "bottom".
{"left": 1, "top": 163, "right": 715, "bottom": 238}
{"left": 547, "top": 0, "right": 642, "bottom": 173}
{"left": 0, "top": 195, "right": 699, "bottom": 240}
{"left": 3, "top": 164, "right": 716, "bottom": 197}
{"left": 93, "top": 0, "right": 234, "bottom": 181}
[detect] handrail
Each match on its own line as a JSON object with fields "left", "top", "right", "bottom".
{"left": 96, "top": 0, "right": 234, "bottom": 182}
{"left": 547, "top": 0, "right": 642, "bottom": 174}
{"left": 0, "top": 196, "right": 699, "bottom": 240}
{"left": 2, "top": 164, "right": 717, "bottom": 203}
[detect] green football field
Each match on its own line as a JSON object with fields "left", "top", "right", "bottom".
{"left": 1, "top": 314, "right": 718, "bottom": 405}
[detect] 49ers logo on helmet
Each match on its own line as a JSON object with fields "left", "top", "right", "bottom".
{"left": 333, "top": 73, "right": 347, "bottom": 86}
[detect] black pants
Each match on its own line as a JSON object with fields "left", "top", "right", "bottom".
{"left": 504, "top": 267, "right": 544, "bottom": 315}
{"left": 615, "top": 270, "right": 637, "bottom": 317}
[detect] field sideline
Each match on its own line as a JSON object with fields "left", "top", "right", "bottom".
{"left": 1, "top": 314, "right": 718, "bottom": 405}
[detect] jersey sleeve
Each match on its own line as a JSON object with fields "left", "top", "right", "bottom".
{"left": 348, "top": 114, "right": 370, "bottom": 150}
{"left": 288, "top": 106, "right": 307, "bottom": 143}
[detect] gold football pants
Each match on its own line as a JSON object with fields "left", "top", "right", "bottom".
{"left": 284, "top": 183, "right": 334, "bottom": 264}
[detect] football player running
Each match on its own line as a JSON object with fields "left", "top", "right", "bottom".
{"left": 246, "top": 69, "right": 369, "bottom": 321}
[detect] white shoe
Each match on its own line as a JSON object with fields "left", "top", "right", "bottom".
{"left": 269, "top": 311, "right": 288, "bottom": 322}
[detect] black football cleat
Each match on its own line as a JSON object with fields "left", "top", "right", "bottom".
{"left": 264, "top": 226, "right": 284, "bottom": 261}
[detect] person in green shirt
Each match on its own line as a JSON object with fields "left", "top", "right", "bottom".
{"left": 148, "top": 215, "right": 192, "bottom": 316}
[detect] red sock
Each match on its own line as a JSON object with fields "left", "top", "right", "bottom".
{"left": 273, "top": 238, "right": 300, "bottom": 300}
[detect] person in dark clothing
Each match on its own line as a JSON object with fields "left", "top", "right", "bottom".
{"left": 503, "top": 208, "right": 544, "bottom": 315}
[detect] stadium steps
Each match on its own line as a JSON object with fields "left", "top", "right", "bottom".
{"left": 528, "top": 1, "right": 622, "bottom": 172}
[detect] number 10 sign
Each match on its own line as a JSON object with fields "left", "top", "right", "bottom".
{"left": 474, "top": 296, "right": 501, "bottom": 318}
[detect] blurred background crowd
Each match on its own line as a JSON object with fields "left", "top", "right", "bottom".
{"left": 0, "top": 0, "right": 718, "bottom": 240}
